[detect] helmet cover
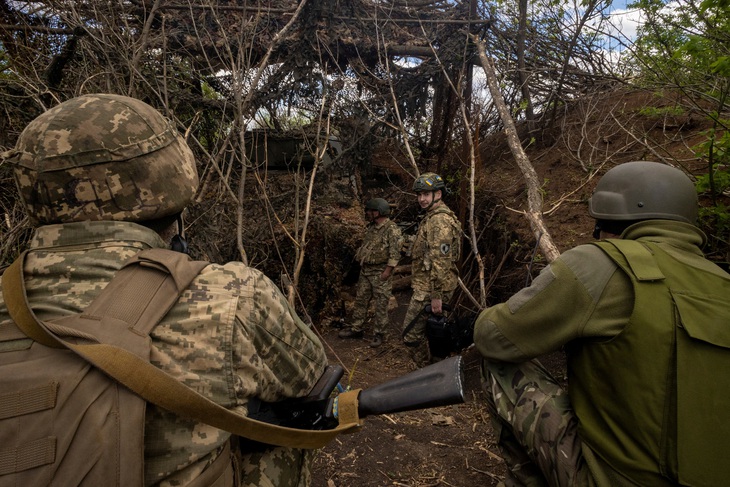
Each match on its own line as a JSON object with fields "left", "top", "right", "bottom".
{"left": 412, "top": 172, "right": 446, "bottom": 193}
{"left": 3, "top": 93, "right": 198, "bottom": 224}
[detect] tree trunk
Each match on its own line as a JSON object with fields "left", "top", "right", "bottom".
{"left": 472, "top": 35, "right": 561, "bottom": 263}
{"left": 516, "top": 0, "right": 536, "bottom": 132}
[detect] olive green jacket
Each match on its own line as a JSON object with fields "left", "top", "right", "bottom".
{"left": 474, "top": 220, "right": 730, "bottom": 486}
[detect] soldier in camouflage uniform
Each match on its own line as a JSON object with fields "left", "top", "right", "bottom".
{"left": 339, "top": 198, "right": 402, "bottom": 348}
{"left": 474, "top": 162, "right": 730, "bottom": 486}
{"left": 402, "top": 173, "right": 461, "bottom": 368}
{"left": 0, "top": 94, "right": 327, "bottom": 486}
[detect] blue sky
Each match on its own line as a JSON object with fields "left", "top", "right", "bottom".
{"left": 604, "top": 0, "right": 644, "bottom": 44}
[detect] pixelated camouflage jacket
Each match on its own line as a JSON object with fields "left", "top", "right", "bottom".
{"left": 410, "top": 204, "right": 461, "bottom": 299}
{"left": 354, "top": 218, "right": 403, "bottom": 268}
{"left": 0, "top": 220, "right": 327, "bottom": 486}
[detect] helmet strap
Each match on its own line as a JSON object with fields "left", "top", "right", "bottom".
{"left": 424, "top": 190, "right": 442, "bottom": 212}
{"left": 171, "top": 215, "right": 190, "bottom": 254}
{"left": 592, "top": 223, "right": 602, "bottom": 240}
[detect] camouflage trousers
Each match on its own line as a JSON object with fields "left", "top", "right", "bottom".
{"left": 401, "top": 289, "right": 453, "bottom": 368}
{"left": 481, "top": 359, "right": 589, "bottom": 487}
{"left": 239, "top": 445, "right": 314, "bottom": 487}
{"left": 350, "top": 265, "right": 393, "bottom": 336}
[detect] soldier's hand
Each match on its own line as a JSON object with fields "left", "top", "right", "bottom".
{"left": 431, "top": 298, "right": 443, "bottom": 315}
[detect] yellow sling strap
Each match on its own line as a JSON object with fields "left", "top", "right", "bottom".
{"left": 3, "top": 249, "right": 362, "bottom": 450}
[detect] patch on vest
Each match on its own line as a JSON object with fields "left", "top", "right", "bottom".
{"left": 440, "top": 243, "right": 450, "bottom": 254}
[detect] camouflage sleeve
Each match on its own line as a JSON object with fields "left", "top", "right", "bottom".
{"left": 236, "top": 269, "right": 327, "bottom": 485}
{"left": 231, "top": 266, "right": 327, "bottom": 403}
{"left": 224, "top": 266, "right": 326, "bottom": 486}
{"left": 386, "top": 223, "right": 403, "bottom": 268}
{"left": 425, "top": 213, "right": 458, "bottom": 300}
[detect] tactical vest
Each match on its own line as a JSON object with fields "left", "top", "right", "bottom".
{"left": 356, "top": 219, "right": 401, "bottom": 266}
{"left": 412, "top": 206, "right": 461, "bottom": 260}
{"left": 568, "top": 239, "right": 730, "bottom": 487}
{"left": 0, "top": 249, "right": 209, "bottom": 486}
{"left": 0, "top": 249, "right": 362, "bottom": 486}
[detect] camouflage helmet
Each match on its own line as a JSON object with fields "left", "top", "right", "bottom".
{"left": 412, "top": 172, "right": 446, "bottom": 193}
{"left": 3, "top": 93, "right": 199, "bottom": 225}
{"left": 589, "top": 161, "right": 697, "bottom": 224}
{"left": 365, "top": 197, "right": 391, "bottom": 216}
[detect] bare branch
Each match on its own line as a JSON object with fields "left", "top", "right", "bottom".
{"left": 473, "top": 34, "right": 560, "bottom": 263}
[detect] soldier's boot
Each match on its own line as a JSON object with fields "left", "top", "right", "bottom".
{"left": 338, "top": 329, "right": 364, "bottom": 339}
{"left": 369, "top": 333, "right": 384, "bottom": 348}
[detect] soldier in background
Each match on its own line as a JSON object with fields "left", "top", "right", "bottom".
{"left": 0, "top": 94, "right": 326, "bottom": 486}
{"left": 339, "top": 198, "right": 403, "bottom": 348}
{"left": 402, "top": 173, "right": 461, "bottom": 368}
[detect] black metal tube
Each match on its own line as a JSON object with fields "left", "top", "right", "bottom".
{"left": 356, "top": 355, "right": 465, "bottom": 417}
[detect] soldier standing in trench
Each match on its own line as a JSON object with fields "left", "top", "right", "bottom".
{"left": 401, "top": 173, "right": 462, "bottom": 368}
{"left": 339, "top": 198, "right": 403, "bottom": 348}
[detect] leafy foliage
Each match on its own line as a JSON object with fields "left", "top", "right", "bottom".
{"left": 695, "top": 126, "right": 730, "bottom": 258}
{"left": 628, "top": 0, "right": 730, "bottom": 115}
{"left": 628, "top": 0, "right": 730, "bottom": 263}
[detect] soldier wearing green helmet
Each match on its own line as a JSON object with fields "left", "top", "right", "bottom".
{"left": 364, "top": 197, "right": 392, "bottom": 216}
{"left": 474, "top": 161, "right": 730, "bottom": 486}
{"left": 0, "top": 94, "right": 327, "bottom": 486}
{"left": 402, "top": 172, "right": 462, "bottom": 367}
{"left": 339, "top": 198, "right": 403, "bottom": 347}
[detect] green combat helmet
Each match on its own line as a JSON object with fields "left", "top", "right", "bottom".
{"left": 365, "top": 198, "right": 391, "bottom": 216}
{"left": 2, "top": 93, "right": 199, "bottom": 225}
{"left": 412, "top": 173, "right": 446, "bottom": 193}
{"left": 589, "top": 161, "right": 697, "bottom": 224}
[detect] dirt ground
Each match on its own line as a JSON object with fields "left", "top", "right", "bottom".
{"left": 310, "top": 290, "right": 504, "bottom": 487}
{"left": 310, "top": 290, "right": 568, "bottom": 487}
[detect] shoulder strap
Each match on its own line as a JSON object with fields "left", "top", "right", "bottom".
{"left": 424, "top": 206, "right": 461, "bottom": 232}
{"left": 85, "top": 248, "right": 209, "bottom": 337}
{"left": 401, "top": 305, "right": 427, "bottom": 340}
{"left": 429, "top": 205, "right": 455, "bottom": 218}
{"left": 3, "top": 250, "right": 362, "bottom": 450}
{"left": 593, "top": 239, "right": 665, "bottom": 282}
